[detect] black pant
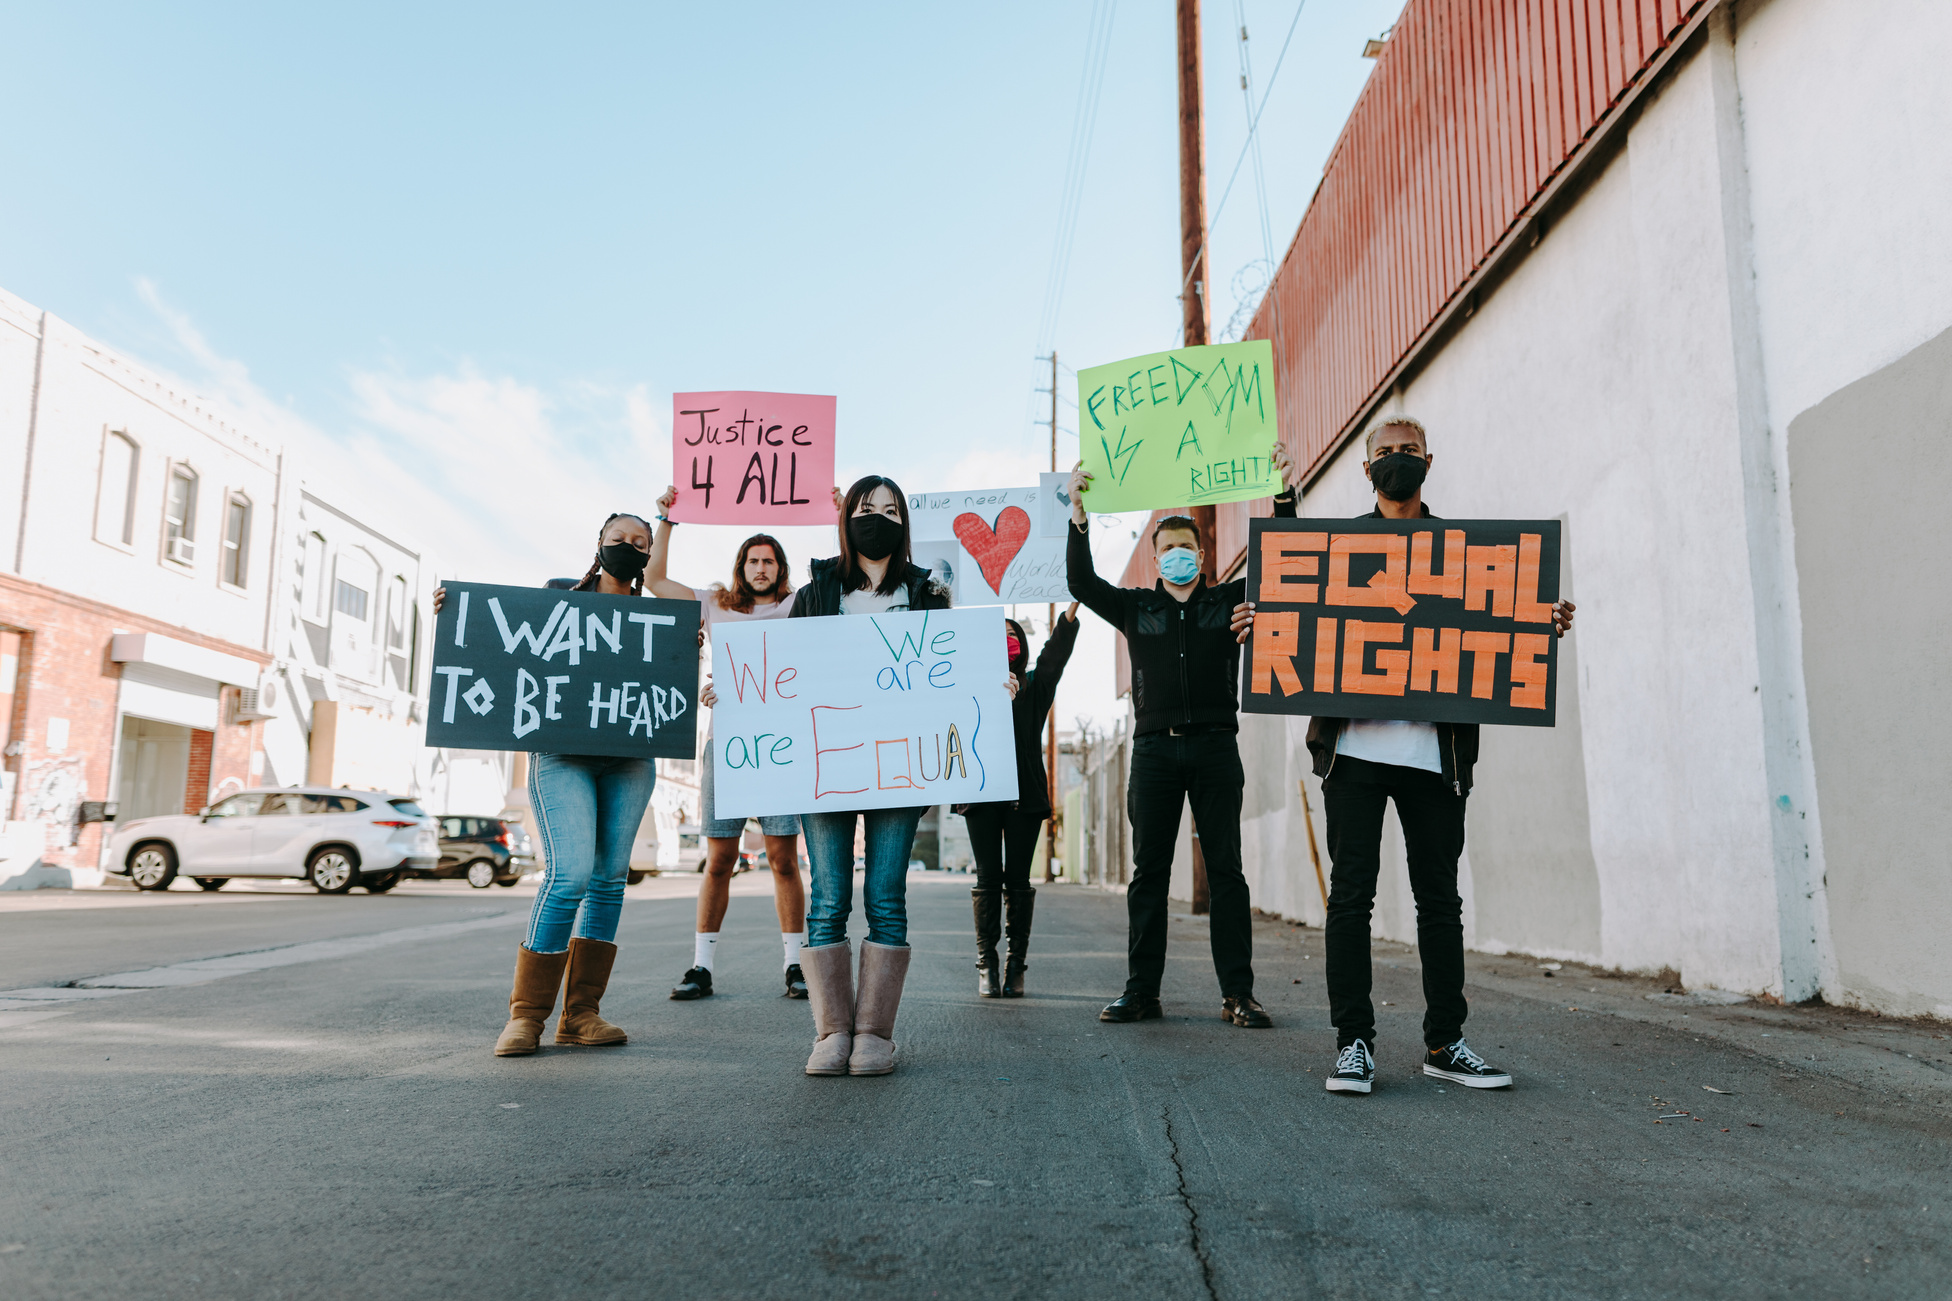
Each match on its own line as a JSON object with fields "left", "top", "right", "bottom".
{"left": 1322, "top": 754, "right": 1468, "bottom": 1050}
{"left": 1125, "top": 730, "right": 1253, "bottom": 999}
{"left": 965, "top": 803, "right": 1045, "bottom": 893}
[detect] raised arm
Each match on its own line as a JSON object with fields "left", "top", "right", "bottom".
{"left": 1028, "top": 603, "right": 1081, "bottom": 722}
{"left": 1064, "top": 464, "right": 1130, "bottom": 628}
{"left": 642, "top": 487, "right": 697, "bottom": 601}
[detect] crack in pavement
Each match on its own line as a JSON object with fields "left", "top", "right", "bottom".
{"left": 1162, "top": 1104, "right": 1220, "bottom": 1301}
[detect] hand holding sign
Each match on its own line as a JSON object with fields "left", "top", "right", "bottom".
{"left": 1076, "top": 340, "right": 1279, "bottom": 514}
{"left": 668, "top": 391, "right": 836, "bottom": 527}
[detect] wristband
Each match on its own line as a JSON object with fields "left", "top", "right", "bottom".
{"left": 656, "top": 514, "right": 674, "bottom": 525}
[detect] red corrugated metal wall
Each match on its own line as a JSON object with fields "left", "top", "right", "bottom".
{"left": 1204, "top": 0, "right": 1707, "bottom": 571}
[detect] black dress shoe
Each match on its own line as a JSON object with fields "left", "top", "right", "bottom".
{"left": 1099, "top": 993, "right": 1163, "bottom": 1023}
{"left": 784, "top": 964, "right": 808, "bottom": 999}
{"left": 1222, "top": 994, "right": 1273, "bottom": 1027}
{"left": 670, "top": 966, "right": 714, "bottom": 1000}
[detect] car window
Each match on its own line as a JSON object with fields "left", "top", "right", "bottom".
{"left": 304, "top": 794, "right": 368, "bottom": 814}
{"left": 388, "top": 798, "right": 427, "bottom": 818}
{"left": 207, "top": 793, "right": 265, "bottom": 818}
{"left": 441, "top": 817, "right": 465, "bottom": 838}
{"left": 257, "top": 793, "right": 302, "bottom": 815}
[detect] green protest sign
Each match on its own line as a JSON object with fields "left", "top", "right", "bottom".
{"left": 1076, "top": 339, "right": 1279, "bottom": 513}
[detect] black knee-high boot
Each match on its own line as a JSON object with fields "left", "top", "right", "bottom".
{"left": 972, "top": 888, "right": 1003, "bottom": 997}
{"left": 1002, "top": 887, "right": 1036, "bottom": 997}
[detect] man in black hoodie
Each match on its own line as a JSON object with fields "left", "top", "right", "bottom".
{"left": 1271, "top": 416, "right": 1574, "bottom": 1095}
{"left": 1066, "top": 445, "right": 1297, "bottom": 1028}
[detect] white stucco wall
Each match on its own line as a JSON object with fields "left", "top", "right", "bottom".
{"left": 8, "top": 310, "right": 282, "bottom": 651}
{"left": 1232, "top": 0, "right": 1952, "bottom": 1014}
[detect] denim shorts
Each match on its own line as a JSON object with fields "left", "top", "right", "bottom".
{"left": 699, "top": 736, "right": 803, "bottom": 840}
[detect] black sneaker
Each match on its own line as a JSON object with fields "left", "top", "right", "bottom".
{"left": 670, "top": 966, "right": 714, "bottom": 1000}
{"left": 1326, "top": 1040, "right": 1375, "bottom": 1094}
{"left": 1099, "top": 993, "right": 1163, "bottom": 1023}
{"left": 784, "top": 964, "right": 808, "bottom": 999}
{"left": 1423, "top": 1039, "right": 1512, "bottom": 1088}
{"left": 1221, "top": 994, "right": 1273, "bottom": 1028}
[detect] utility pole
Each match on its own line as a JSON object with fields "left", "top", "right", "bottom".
{"left": 1177, "top": 0, "right": 1214, "bottom": 915}
{"left": 1044, "top": 350, "right": 1059, "bottom": 883}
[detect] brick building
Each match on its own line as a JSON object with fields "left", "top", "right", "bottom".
{"left": 0, "top": 288, "right": 278, "bottom": 885}
{"left": 0, "top": 284, "right": 513, "bottom": 888}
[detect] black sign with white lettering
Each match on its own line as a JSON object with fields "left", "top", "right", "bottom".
{"left": 426, "top": 582, "right": 701, "bottom": 759}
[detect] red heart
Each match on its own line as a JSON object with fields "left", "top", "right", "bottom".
{"left": 953, "top": 506, "right": 1032, "bottom": 596}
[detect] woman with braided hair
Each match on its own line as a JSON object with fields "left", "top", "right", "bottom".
{"left": 434, "top": 511, "right": 662, "bottom": 1056}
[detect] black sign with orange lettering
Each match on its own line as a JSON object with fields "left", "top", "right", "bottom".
{"left": 1240, "top": 518, "right": 1561, "bottom": 726}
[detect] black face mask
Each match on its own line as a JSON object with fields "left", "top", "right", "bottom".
{"left": 1369, "top": 451, "right": 1429, "bottom": 502}
{"left": 598, "top": 542, "right": 649, "bottom": 582}
{"left": 847, "top": 513, "right": 904, "bottom": 562}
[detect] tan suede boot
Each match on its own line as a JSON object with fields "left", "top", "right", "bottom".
{"left": 494, "top": 946, "right": 570, "bottom": 1056}
{"left": 801, "top": 941, "right": 854, "bottom": 1075}
{"left": 555, "top": 937, "right": 629, "bottom": 1045}
{"left": 848, "top": 941, "right": 911, "bottom": 1076}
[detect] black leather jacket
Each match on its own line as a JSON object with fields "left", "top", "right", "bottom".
{"left": 1066, "top": 493, "right": 1296, "bottom": 737}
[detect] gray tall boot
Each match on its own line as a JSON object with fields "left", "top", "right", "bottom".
{"left": 848, "top": 941, "right": 912, "bottom": 1076}
{"left": 801, "top": 942, "right": 854, "bottom": 1076}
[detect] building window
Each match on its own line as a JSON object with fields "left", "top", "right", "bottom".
{"left": 164, "top": 465, "right": 198, "bottom": 565}
{"left": 387, "top": 576, "right": 408, "bottom": 649}
{"left": 222, "top": 495, "right": 251, "bottom": 588}
{"left": 96, "top": 431, "right": 139, "bottom": 547}
{"left": 334, "top": 577, "right": 369, "bottom": 622}
{"left": 302, "top": 532, "right": 328, "bottom": 620}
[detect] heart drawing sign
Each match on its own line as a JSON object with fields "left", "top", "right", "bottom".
{"left": 908, "top": 485, "right": 1071, "bottom": 606}
{"left": 954, "top": 506, "right": 1032, "bottom": 595}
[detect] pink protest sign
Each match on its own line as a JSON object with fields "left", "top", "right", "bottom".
{"left": 668, "top": 391, "right": 837, "bottom": 526}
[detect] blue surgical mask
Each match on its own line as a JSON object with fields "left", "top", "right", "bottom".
{"left": 1158, "top": 546, "right": 1200, "bottom": 585}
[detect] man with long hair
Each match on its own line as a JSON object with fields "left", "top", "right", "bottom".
{"left": 645, "top": 489, "right": 809, "bottom": 999}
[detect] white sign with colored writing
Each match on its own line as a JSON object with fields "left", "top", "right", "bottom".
{"left": 906, "top": 484, "right": 1070, "bottom": 606}
{"left": 708, "top": 608, "right": 1019, "bottom": 818}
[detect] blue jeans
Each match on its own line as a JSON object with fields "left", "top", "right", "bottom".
{"left": 802, "top": 806, "right": 925, "bottom": 948}
{"left": 524, "top": 752, "right": 657, "bottom": 953}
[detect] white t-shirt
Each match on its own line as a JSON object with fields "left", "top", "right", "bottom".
{"left": 691, "top": 586, "right": 792, "bottom": 637}
{"left": 1335, "top": 718, "right": 1443, "bottom": 774}
{"left": 839, "top": 586, "right": 910, "bottom": 616}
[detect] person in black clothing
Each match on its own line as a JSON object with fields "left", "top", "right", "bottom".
{"left": 1256, "top": 416, "right": 1575, "bottom": 1095}
{"left": 964, "top": 604, "right": 1080, "bottom": 999}
{"left": 1065, "top": 444, "right": 1298, "bottom": 1028}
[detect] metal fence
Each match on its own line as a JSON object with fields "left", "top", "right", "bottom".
{"left": 1059, "top": 718, "right": 1131, "bottom": 888}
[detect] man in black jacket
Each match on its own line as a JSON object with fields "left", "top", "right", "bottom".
{"left": 1066, "top": 444, "right": 1297, "bottom": 1027}
{"left": 1275, "top": 416, "right": 1573, "bottom": 1095}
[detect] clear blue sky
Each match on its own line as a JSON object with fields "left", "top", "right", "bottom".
{"left": 3, "top": 0, "right": 1401, "bottom": 728}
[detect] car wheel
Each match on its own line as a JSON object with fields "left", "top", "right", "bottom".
{"left": 465, "top": 859, "right": 496, "bottom": 889}
{"left": 193, "top": 877, "right": 229, "bottom": 892}
{"left": 364, "top": 872, "right": 401, "bottom": 894}
{"left": 494, "top": 876, "right": 518, "bottom": 888}
{"left": 309, "top": 848, "right": 359, "bottom": 894}
{"left": 130, "top": 843, "right": 177, "bottom": 891}
{"left": 626, "top": 870, "right": 646, "bottom": 886}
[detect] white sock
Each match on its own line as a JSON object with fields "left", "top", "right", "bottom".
{"left": 782, "top": 931, "right": 804, "bottom": 969}
{"left": 694, "top": 932, "right": 719, "bottom": 972}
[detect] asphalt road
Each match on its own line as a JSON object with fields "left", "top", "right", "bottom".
{"left": 2, "top": 875, "right": 1947, "bottom": 1300}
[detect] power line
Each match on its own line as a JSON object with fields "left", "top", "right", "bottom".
{"left": 1035, "top": 0, "right": 1121, "bottom": 355}
{"left": 1173, "top": 0, "right": 1310, "bottom": 341}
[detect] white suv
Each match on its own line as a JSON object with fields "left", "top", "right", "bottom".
{"left": 105, "top": 787, "right": 440, "bottom": 894}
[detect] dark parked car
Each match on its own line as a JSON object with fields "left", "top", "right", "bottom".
{"left": 411, "top": 816, "right": 535, "bottom": 888}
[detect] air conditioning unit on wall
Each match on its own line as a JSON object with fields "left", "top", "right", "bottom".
{"left": 233, "top": 679, "right": 281, "bottom": 722}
